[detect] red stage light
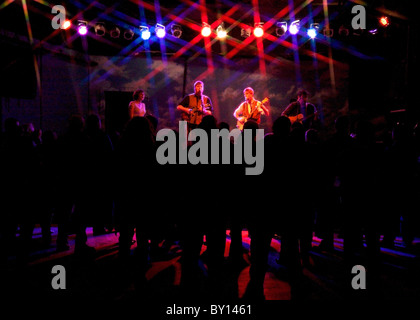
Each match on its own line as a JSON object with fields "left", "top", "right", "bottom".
{"left": 62, "top": 20, "right": 71, "bottom": 30}
{"left": 379, "top": 16, "right": 389, "bottom": 27}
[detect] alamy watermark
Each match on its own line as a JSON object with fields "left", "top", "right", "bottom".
{"left": 351, "top": 5, "right": 366, "bottom": 30}
{"left": 156, "top": 121, "right": 264, "bottom": 176}
{"left": 351, "top": 265, "right": 366, "bottom": 290}
{"left": 51, "top": 265, "right": 66, "bottom": 290}
{"left": 51, "top": 5, "right": 67, "bottom": 30}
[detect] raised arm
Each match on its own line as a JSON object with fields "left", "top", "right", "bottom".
{"left": 281, "top": 102, "right": 295, "bottom": 117}
{"left": 233, "top": 103, "right": 244, "bottom": 120}
{"left": 203, "top": 96, "right": 213, "bottom": 115}
{"left": 260, "top": 98, "right": 270, "bottom": 116}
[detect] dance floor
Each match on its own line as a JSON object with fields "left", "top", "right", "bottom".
{"left": 2, "top": 225, "right": 419, "bottom": 316}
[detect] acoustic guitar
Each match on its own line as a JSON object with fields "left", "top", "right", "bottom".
{"left": 181, "top": 103, "right": 212, "bottom": 121}
{"left": 236, "top": 97, "right": 269, "bottom": 130}
{"left": 287, "top": 111, "right": 318, "bottom": 125}
{"left": 287, "top": 113, "right": 304, "bottom": 124}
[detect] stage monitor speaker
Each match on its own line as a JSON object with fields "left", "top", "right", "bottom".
{"left": 104, "top": 91, "right": 132, "bottom": 134}
{"left": 0, "top": 44, "right": 37, "bottom": 99}
{"left": 348, "top": 58, "right": 389, "bottom": 112}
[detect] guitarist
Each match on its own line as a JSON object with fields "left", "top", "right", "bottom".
{"left": 281, "top": 89, "right": 318, "bottom": 129}
{"left": 233, "top": 87, "right": 270, "bottom": 130}
{"left": 177, "top": 80, "right": 213, "bottom": 132}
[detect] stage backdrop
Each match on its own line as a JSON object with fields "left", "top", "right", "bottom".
{"left": 2, "top": 51, "right": 349, "bottom": 137}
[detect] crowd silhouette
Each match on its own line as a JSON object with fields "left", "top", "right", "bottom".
{"left": 1, "top": 110, "right": 419, "bottom": 300}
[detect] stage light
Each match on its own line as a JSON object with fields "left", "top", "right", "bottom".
{"left": 379, "top": 16, "right": 389, "bottom": 27}
{"left": 171, "top": 24, "right": 182, "bottom": 38}
{"left": 201, "top": 22, "right": 211, "bottom": 37}
{"left": 155, "top": 23, "right": 166, "bottom": 38}
{"left": 62, "top": 19, "right": 71, "bottom": 30}
{"left": 216, "top": 23, "right": 227, "bottom": 39}
{"left": 307, "top": 28, "right": 316, "bottom": 39}
{"left": 241, "top": 26, "right": 251, "bottom": 38}
{"left": 289, "top": 20, "right": 300, "bottom": 35}
{"left": 94, "top": 22, "right": 106, "bottom": 36}
{"left": 339, "top": 25, "right": 349, "bottom": 36}
{"left": 123, "top": 28, "right": 134, "bottom": 40}
{"left": 276, "top": 22, "right": 287, "bottom": 36}
{"left": 323, "top": 27, "right": 333, "bottom": 37}
{"left": 253, "top": 23, "right": 264, "bottom": 38}
{"left": 139, "top": 26, "right": 151, "bottom": 40}
{"left": 307, "top": 23, "right": 319, "bottom": 39}
{"left": 369, "top": 28, "right": 378, "bottom": 35}
{"left": 77, "top": 20, "right": 88, "bottom": 36}
{"left": 110, "top": 26, "right": 120, "bottom": 38}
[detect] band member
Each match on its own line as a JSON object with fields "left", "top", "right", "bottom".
{"left": 281, "top": 89, "right": 318, "bottom": 129}
{"left": 233, "top": 87, "right": 269, "bottom": 130}
{"left": 128, "top": 89, "right": 147, "bottom": 119}
{"left": 177, "top": 80, "right": 213, "bottom": 131}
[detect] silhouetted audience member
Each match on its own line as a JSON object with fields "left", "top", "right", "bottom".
{"left": 82, "top": 114, "right": 114, "bottom": 236}
{"left": 1, "top": 118, "right": 40, "bottom": 263}
{"left": 265, "top": 116, "right": 319, "bottom": 298}
{"left": 383, "top": 123, "right": 418, "bottom": 249}
{"left": 217, "top": 121, "right": 247, "bottom": 271}
{"left": 36, "top": 130, "right": 60, "bottom": 248}
{"left": 264, "top": 116, "right": 292, "bottom": 247}
{"left": 113, "top": 116, "right": 158, "bottom": 288}
{"left": 55, "top": 114, "right": 93, "bottom": 254}
{"left": 299, "top": 128, "right": 323, "bottom": 263}
{"left": 239, "top": 119, "right": 273, "bottom": 300}
{"left": 337, "top": 119, "right": 385, "bottom": 295}
{"left": 316, "top": 115, "right": 354, "bottom": 251}
{"left": 1, "top": 118, "right": 24, "bottom": 262}
{"left": 178, "top": 115, "right": 229, "bottom": 298}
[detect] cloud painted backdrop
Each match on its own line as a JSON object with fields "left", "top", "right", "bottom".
{"left": 3, "top": 52, "right": 349, "bottom": 137}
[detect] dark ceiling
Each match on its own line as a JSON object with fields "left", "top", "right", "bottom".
{"left": 0, "top": 0, "right": 416, "bottom": 65}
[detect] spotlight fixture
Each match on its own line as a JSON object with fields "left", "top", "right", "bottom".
{"left": 253, "top": 23, "right": 264, "bottom": 38}
{"left": 216, "top": 23, "right": 227, "bottom": 39}
{"left": 77, "top": 20, "right": 88, "bottom": 36}
{"left": 276, "top": 22, "right": 287, "bottom": 36}
{"left": 289, "top": 20, "right": 300, "bottom": 35}
{"left": 338, "top": 25, "right": 349, "bottom": 36}
{"left": 201, "top": 22, "right": 211, "bottom": 37}
{"left": 171, "top": 24, "right": 182, "bottom": 38}
{"left": 139, "top": 26, "right": 151, "bottom": 40}
{"left": 94, "top": 22, "right": 106, "bottom": 36}
{"left": 379, "top": 16, "right": 389, "bottom": 27}
{"left": 110, "top": 26, "right": 120, "bottom": 38}
{"left": 62, "top": 19, "right": 72, "bottom": 30}
{"left": 323, "top": 27, "right": 334, "bottom": 37}
{"left": 123, "top": 28, "right": 134, "bottom": 40}
{"left": 241, "top": 26, "right": 251, "bottom": 38}
{"left": 155, "top": 23, "right": 166, "bottom": 38}
{"left": 307, "top": 23, "right": 319, "bottom": 39}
